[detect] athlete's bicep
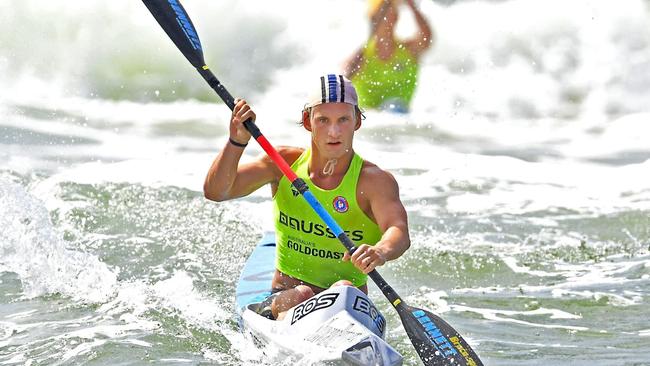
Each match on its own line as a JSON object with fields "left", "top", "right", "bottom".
{"left": 227, "top": 157, "right": 279, "bottom": 199}
{"left": 364, "top": 170, "right": 408, "bottom": 233}
{"left": 373, "top": 182, "right": 408, "bottom": 233}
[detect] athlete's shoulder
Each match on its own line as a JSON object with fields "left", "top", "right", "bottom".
{"left": 259, "top": 146, "right": 305, "bottom": 182}
{"left": 359, "top": 160, "right": 399, "bottom": 190}
{"left": 266, "top": 146, "right": 305, "bottom": 166}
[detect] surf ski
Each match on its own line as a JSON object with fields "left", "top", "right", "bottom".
{"left": 235, "top": 232, "right": 403, "bottom": 365}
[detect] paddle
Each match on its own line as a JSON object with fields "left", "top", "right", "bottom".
{"left": 141, "top": 1, "right": 483, "bottom": 365}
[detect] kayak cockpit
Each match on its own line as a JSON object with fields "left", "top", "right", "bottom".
{"left": 240, "top": 285, "right": 403, "bottom": 365}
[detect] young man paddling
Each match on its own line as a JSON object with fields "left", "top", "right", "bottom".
{"left": 204, "top": 74, "right": 410, "bottom": 319}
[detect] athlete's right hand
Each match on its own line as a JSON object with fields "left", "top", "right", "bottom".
{"left": 230, "top": 98, "right": 255, "bottom": 145}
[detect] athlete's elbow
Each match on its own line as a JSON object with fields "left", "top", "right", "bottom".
{"left": 403, "top": 238, "right": 411, "bottom": 253}
{"left": 203, "top": 190, "right": 217, "bottom": 202}
{"left": 401, "top": 232, "right": 411, "bottom": 253}
{"left": 203, "top": 185, "right": 228, "bottom": 202}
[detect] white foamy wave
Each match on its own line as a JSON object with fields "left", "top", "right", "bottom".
{"left": 2, "top": 0, "right": 646, "bottom": 123}
{"left": 0, "top": 321, "right": 13, "bottom": 341}
{"left": 0, "top": 312, "right": 160, "bottom": 364}
{"left": 640, "top": 329, "right": 650, "bottom": 337}
{"left": 96, "top": 272, "right": 229, "bottom": 332}
{"left": 416, "top": 0, "right": 650, "bottom": 120}
{"left": 410, "top": 286, "right": 589, "bottom": 331}
{"left": 513, "top": 256, "right": 650, "bottom": 294}
{"left": 399, "top": 150, "right": 650, "bottom": 216}
{"left": 0, "top": 0, "right": 309, "bottom": 101}
{"left": 551, "top": 289, "right": 643, "bottom": 307}
{"left": 405, "top": 287, "right": 452, "bottom": 314}
{"left": 0, "top": 179, "right": 117, "bottom": 303}
{"left": 152, "top": 271, "right": 230, "bottom": 326}
{"left": 452, "top": 304, "right": 588, "bottom": 331}
{"left": 220, "top": 328, "right": 283, "bottom": 366}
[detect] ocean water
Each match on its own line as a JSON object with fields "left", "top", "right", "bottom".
{"left": 1, "top": 0, "right": 649, "bottom": 365}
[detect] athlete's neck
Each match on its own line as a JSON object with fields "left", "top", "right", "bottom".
{"left": 374, "top": 18, "right": 395, "bottom": 40}
{"left": 373, "top": 32, "right": 396, "bottom": 59}
{"left": 309, "top": 148, "right": 354, "bottom": 182}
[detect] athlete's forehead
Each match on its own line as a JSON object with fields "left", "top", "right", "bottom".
{"left": 310, "top": 103, "right": 355, "bottom": 118}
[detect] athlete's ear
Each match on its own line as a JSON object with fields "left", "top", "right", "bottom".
{"left": 354, "top": 113, "right": 362, "bottom": 131}
{"left": 302, "top": 110, "right": 312, "bottom": 132}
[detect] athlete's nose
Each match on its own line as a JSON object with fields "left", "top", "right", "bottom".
{"left": 328, "top": 123, "right": 342, "bottom": 139}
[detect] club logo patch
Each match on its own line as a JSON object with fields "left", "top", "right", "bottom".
{"left": 333, "top": 196, "right": 349, "bottom": 213}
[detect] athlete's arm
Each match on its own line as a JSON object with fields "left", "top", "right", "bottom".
{"left": 204, "top": 147, "right": 278, "bottom": 202}
{"left": 345, "top": 165, "right": 410, "bottom": 274}
{"left": 343, "top": 48, "right": 366, "bottom": 79}
{"left": 403, "top": 0, "right": 434, "bottom": 58}
{"left": 203, "top": 99, "right": 300, "bottom": 201}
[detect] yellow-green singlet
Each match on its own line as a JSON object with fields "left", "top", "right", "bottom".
{"left": 273, "top": 148, "right": 382, "bottom": 289}
{"left": 350, "top": 39, "right": 419, "bottom": 110}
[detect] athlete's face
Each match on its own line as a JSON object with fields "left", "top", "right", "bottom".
{"left": 373, "top": 2, "right": 398, "bottom": 29}
{"left": 304, "top": 103, "right": 361, "bottom": 159}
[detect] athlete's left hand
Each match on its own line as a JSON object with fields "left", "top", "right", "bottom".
{"left": 343, "top": 244, "right": 387, "bottom": 274}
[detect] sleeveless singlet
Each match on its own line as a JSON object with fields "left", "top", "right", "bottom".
{"left": 273, "top": 149, "right": 382, "bottom": 288}
{"left": 351, "top": 39, "right": 419, "bottom": 111}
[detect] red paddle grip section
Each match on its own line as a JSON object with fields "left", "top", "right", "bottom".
{"left": 255, "top": 135, "right": 298, "bottom": 182}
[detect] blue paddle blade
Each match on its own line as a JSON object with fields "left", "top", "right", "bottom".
{"left": 397, "top": 303, "right": 483, "bottom": 366}
{"left": 142, "top": 0, "right": 205, "bottom": 69}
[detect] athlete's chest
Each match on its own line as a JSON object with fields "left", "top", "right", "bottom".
{"left": 309, "top": 173, "right": 344, "bottom": 191}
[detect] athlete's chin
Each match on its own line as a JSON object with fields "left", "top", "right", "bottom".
{"left": 322, "top": 143, "right": 351, "bottom": 157}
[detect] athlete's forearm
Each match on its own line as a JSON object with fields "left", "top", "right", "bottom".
{"left": 203, "top": 140, "right": 246, "bottom": 201}
{"left": 406, "top": 0, "right": 433, "bottom": 47}
{"left": 376, "top": 225, "right": 410, "bottom": 261}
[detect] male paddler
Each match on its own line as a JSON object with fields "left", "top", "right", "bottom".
{"left": 203, "top": 74, "right": 410, "bottom": 320}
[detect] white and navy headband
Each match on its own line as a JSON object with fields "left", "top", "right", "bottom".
{"left": 305, "top": 74, "right": 359, "bottom": 108}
